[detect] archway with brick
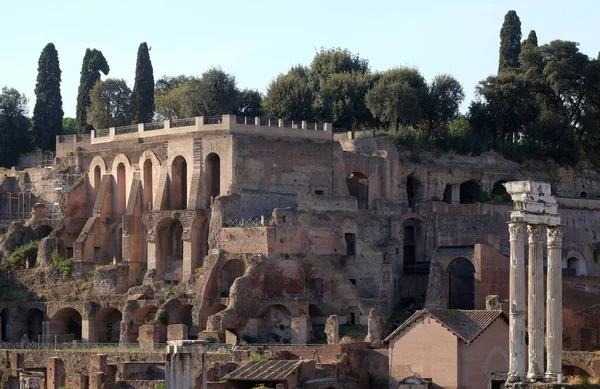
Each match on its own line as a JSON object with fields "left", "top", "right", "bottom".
{"left": 24, "top": 308, "right": 44, "bottom": 343}
{"left": 129, "top": 305, "right": 158, "bottom": 344}
{"left": 220, "top": 259, "right": 245, "bottom": 298}
{"left": 171, "top": 156, "right": 187, "bottom": 209}
{"left": 205, "top": 153, "right": 221, "bottom": 207}
{"left": 258, "top": 304, "right": 292, "bottom": 344}
{"left": 448, "top": 257, "right": 475, "bottom": 309}
{"left": 50, "top": 307, "right": 82, "bottom": 342}
{"left": 157, "top": 219, "right": 184, "bottom": 281}
{"left": 95, "top": 307, "right": 122, "bottom": 343}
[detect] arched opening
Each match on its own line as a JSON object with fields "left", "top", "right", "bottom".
{"left": 346, "top": 307, "right": 361, "bottom": 325}
{"left": 34, "top": 225, "right": 53, "bottom": 240}
{"left": 116, "top": 163, "right": 126, "bottom": 215}
{"left": 0, "top": 309, "right": 8, "bottom": 341}
{"left": 220, "top": 260, "right": 245, "bottom": 297}
{"left": 313, "top": 278, "right": 324, "bottom": 298}
{"left": 566, "top": 257, "right": 587, "bottom": 276}
{"left": 171, "top": 156, "right": 187, "bottom": 209}
{"left": 50, "top": 308, "right": 82, "bottom": 342}
{"left": 130, "top": 305, "right": 158, "bottom": 344}
{"left": 258, "top": 305, "right": 292, "bottom": 344}
{"left": 443, "top": 184, "right": 453, "bottom": 204}
{"left": 460, "top": 180, "right": 482, "bottom": 204}
{"left": 346, "top": 172, "right": 368, "bottom": 210}
{"left": 407, "top": 176, "right": 417, "bottom": 208}
{"left": 143, "top": 159, "right": 153, "bottom": 211}
{"left": 579, "top": 191, "right": 588, "bottom": 198}
{"left": 344, "top": 233, "right": 356, "bottom": 256}
{"left": 191, "top": 218, "right": 209, "bottom": 270}
{"left": 205, "top": 153, "right": 221, "bottom": 206}
{"left": 94, "top": 166, "right": 101, "bottom": 196}
{"left": 491, "top": 181, "right": 510, "bottom": 203}
{"left": 448, "top": 257, "right": 475, "bottom": 309}
{"left": 95, "top": 308, "right": 122, "bottom": 343}
{"left": 562, "top": 364, "right": 592, "bottom": 378}
{"left": 404, "top": 226, "right": 416, "bottom": 264}
{"left": 24, "top": 308, "right": 44, "bottom": 343}
{"left": 157, "top": 220, "right": 184, "bottom": 281}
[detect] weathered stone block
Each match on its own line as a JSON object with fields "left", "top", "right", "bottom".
{"left": 325, "top": 315, "right": 339, "bottom": 345}
{"left": 365, "top": 309, "right": 382, "bottom": 346}
{"left": 167, "top": 324, "right": 188, "bottom": 341}
{"left": 139, "top": 324, "right": 160, "bottom": 349}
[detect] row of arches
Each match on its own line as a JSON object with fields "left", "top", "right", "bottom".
{"left": 92, "top": 152, "right": 222, "bottom": 213}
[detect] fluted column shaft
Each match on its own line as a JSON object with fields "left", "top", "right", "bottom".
{"left": 546, "top": 226, "right": 564, "bottom": 381}
{"left": 507, "top": 222, "right": 527, "bottom": 382}
{"left": 527, "top": 224, "right": 545, "bottom": 381}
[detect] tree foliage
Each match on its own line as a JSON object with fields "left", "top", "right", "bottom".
{"left": 0, "top": 87, "right": 30, "bottom": 167}
{"left": 499, "top": 10, "right": 522, "bottom": 72}
{"left": 76, "top": 49, "right": 109, "bottom": 133}
{"left": 132, "top": 42, "right": 154, "bottom": 123}
{"left": 238, "top": 89, "right": 263, "bottom": 117}
{"left": 86, "top": 79, "right": 132, "bottom": 130}
{"left": 262, "top": 69, "right": 313, "bottom": 120}
{"left": 32, "top": 43, "right": 63, "bottom": 151}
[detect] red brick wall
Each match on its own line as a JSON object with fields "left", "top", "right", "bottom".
{"left": 474, "top": 244, "right": 509, "bottom": 309}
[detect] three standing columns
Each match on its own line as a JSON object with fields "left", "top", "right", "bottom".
{"left": 506, "top": 223, "right": 564, "bottom": 384}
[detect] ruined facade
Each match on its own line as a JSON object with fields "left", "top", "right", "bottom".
{"left": 0, "top": 113, "right": 599, "bottom": 365}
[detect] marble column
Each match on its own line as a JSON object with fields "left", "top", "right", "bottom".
{"left": 546, "top": 225, "right": 564, "bottom": 382}
{"left": 527, "top": 224, "right": 545, "bottom": 381}
{"left": 507, "top": 222, "right": 527, "bottom": 383}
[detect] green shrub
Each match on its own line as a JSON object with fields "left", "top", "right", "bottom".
{"left": 155, "top": 308, "right": 169, "bottom": 324}
{"left": 51, "top": 249, "right": 73, "bottom": 278}
{"left": 250, "top": 353, "right": 267, "bottom": 362}
{"left": 1, "top": 240, "right": 39, "bottom": 270}
{"left": 164, "top": 284, "right": 174, "bottom": 300}
{"left": 157, "top": 383, "right": 165, "bottom": 389}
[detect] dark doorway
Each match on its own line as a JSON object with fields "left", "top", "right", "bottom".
{"left": 448, "top": 257, "right": 475, "bottom": 309}
{"left": 345, "top": 233, "right": 356, "bottom": 256}
{"left": 459, "top": 180, "right": 481, "bottom": 204}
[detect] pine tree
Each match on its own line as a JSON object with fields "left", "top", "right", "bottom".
{"left": 32, "top": 43, "right": 63, "bottom": 151}
{"left": 525, "top": 30, "right": 538, "bottom": 47}
{"left": 132, "top": 42, "right": 154, "bottom": 123}
{"left": 498, "top": 10, "right": 522, "bottom": 72}
{"left": 76, "top": 49, "right": 110, "bottom": 133}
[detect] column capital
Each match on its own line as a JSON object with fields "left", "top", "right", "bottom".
{"left": 547, "top": 225, "right": 564, "bottom": 248}
{"left": 527, "top": 224, "right": 546, "bottom": 244}
{"left": 508, "top": 222, "right": 527, "bottom": 241}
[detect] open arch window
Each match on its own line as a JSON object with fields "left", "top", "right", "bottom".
{"left": 205, "top": 153, "right": 221, "bottom": 206}
{"left": 116, "top": 163, "right": 126, "bottom": 215}
{"left": 448, "top": 257, "right": 475, "bottom": 309}
{"left": 171, "top": 156, "right": 187, "bottom": 209}
{"left": 143, "top": 159, "right": 153, "bottom": 211}
{"left": 346, "top": 172, "right": 368, "bottom": 210}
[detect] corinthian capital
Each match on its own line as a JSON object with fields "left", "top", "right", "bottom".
{"left": 547, "top": 225, "right": 564, "bottom": 247}
{"left": 508, "top": 222, "right": 526, "bottom": 241}
{"left": 527, "top": 224, "right": 546, "bottom": 243}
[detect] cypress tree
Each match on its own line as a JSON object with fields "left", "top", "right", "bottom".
{"left": 76, "top": 49, "right": 110, "bottom": 133}
{"left": 525, "top": 30, "right": 538, "bottom": 47}
{"left": 132, "top": 42, "right": 155, "bottom": 123}
{"left": 498, "top": 10, "right": 522, "bottom": 72}
{"left": 32, "top": 43, "right": 63, "bottom": 151}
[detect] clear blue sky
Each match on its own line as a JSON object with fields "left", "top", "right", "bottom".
{"left": 2, "top": 0, "right": 599, "bottom": 117}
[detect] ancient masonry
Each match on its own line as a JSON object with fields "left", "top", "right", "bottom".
{"left": 505, "top": 182, "right": 563, "bottom": 384}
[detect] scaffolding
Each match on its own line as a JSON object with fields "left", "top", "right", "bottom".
{"left": 52, "top": 171, "right": 82, "bottom": 220}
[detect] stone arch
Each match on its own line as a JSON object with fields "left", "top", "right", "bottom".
{"left": 139, "top": 150, "right": 161, "bottom": 212}
{"left": 258, "top": 304, "right": 292, "bottom": 344}
{"left": 24, "top": 308, "right": 44, "bottom": 343}
{"left": 50, "top": 307, "right": 83, "bottom": 342}
{"left": 95, "top": 307, "right": 122, "bottom": 343}
{"left": 220, "top": 259, "right": 245, "bottom": 297}
{"left": 567, "top": 256, "right": 588, "bottom": 276}
{"left": 172, "top": 304, "right": 194, "bottom": 338}
{"left": 491, "top": 180, "right": 510, "bottom": 202}
{"left": 157, "top": 219, "right": 184, "bottom": 282}
{"left": 448, "top": 257, "right": 475, "bottom": 309}
{"left": 346, "top": 172, "right": 368, "bottom": 210}
{"left": 89, "top": 156, "right": 107, "bottom": 192}
{"left": 171, "top": 156, "right": 188, "bottom": 210}
{"left": 579, "top": 190, "right": 588, "bottom": 198}
{"left": 406, "top": 174, "right": 423, "bottom": 208}
{"left": 346, "top": 306, "right": 361, "bottom": 325}
{"left": 563, "top": 363, "right": 593, "bottom": 378}
{"left": 484, "top": 346, "right": 509, "bottom": 374}
{"left": 205, "top": 153, "right": 221, "bottom": 207}
{"left": 129, "top": 305, "right": 158, "bottom": 344}
{"left": 111, "top": 154, "right": 133, "bottom": 215}
{"left": 460, "top": 180, "right": 482, "bottom": 204}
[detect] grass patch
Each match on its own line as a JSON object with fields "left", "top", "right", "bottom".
{"left": 1, "top": 240, "right": 38, "bottom": 270}
{"left": 51, "top": 249, "right": 73, "bottom": 278}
